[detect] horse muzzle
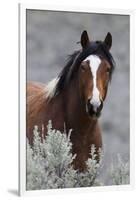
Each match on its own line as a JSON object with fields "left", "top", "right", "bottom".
{"left": 86, "top": 99, "right": 103, "bottom": 118}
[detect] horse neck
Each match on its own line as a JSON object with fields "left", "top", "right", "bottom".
{"left": 62, "top": 77, "right": 98, "bottom": 131}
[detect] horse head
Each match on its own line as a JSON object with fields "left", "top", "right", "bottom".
{"left": 78, "top": 30, "right": 114, "bottom": 118}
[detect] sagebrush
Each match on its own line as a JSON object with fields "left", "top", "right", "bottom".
{"left": 26, "top": 121, "right": 129, "bottom": 190}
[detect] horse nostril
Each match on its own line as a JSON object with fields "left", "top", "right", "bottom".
{"left": 98, "top": 100, "right": 103, "bottom": 111}
{"left": 91, "top": 100, "right": 101, "bottom": 112}
{"left": 87, "top": 99, "right": 103, "bottom": 117}
{"left": 91, "top": 100, "right": 103, "bottom": 112}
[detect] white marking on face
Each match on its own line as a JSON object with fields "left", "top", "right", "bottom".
{"left": 84, "top": 55, "right": 101, "bottom": 112}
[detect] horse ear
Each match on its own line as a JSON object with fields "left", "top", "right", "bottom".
{"left": 81, "top": 30, "right": 90, "bottom": 49}
{"left": 104, "top": 32, "right": 112, "bottom": 50}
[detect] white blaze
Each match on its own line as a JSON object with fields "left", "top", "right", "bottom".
{"left": 84, "top": 55, "right": 101, "bottom": 112}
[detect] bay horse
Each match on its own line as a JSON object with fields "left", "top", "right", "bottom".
{"left": 27, "top": 30, "right": 115, "bottom": 171}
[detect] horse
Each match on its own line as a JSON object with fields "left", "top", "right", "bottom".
{"left": 27, "top": 30, "right": 115, "bottom": 171}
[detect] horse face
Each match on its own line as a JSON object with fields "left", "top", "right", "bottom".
{"left": 79, "top": 30, "right": 113, "bottom": 117}
{"left": 79, "top": 55, "right": 111, "bottom": 117}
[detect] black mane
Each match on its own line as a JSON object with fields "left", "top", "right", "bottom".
{"left": 54, "top": 41, "right": 115, "bottom": 96}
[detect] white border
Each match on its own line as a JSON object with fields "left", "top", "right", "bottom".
{"left": 19, "top": 4, "right": 26, "bottom": 196}
{"left": 19, "top": 3, "right": 135, "bottom": 196}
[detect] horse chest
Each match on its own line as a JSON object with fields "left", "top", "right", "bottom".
{"left": 69, "top": 120, "right": 102, "bottom": 171}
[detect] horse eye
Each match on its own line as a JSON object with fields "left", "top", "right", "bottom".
{"left": 106, "top": 68, "right": 110, "bottom": 73}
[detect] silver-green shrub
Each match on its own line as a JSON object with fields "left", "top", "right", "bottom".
{"left": 26, "top": 121, "right": 129, "bottom": 190}
{"left": 110, "top": 154, "right": 130, "bottom": 185}
{"left": 26, "top": 121, "right": 102, "bottom": 190}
